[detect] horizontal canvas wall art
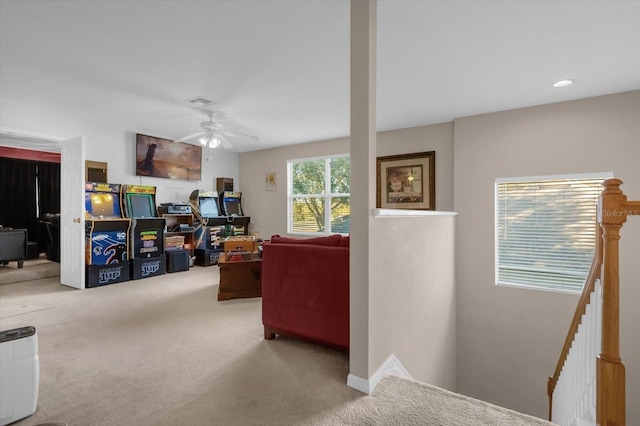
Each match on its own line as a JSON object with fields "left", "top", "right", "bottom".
{"left": 135, "top": 133, "right": 202, "bottom": 181}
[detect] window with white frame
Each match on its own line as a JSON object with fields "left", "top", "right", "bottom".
{"left": 287, "top": 155, "right": 350, "bottom": 234}
{"left": 495, "top": 173, "right": 612, "bottom": 293}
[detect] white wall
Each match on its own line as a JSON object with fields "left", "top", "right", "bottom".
{"left": 453, "top": 90, "right": 640, "bottom": 421}
{"left": 370, "top": 212, "right": 457, "bottom": 391}
{"left": 239, "top": 122, "right": 454, "bottom": 239}
{"left": 0, "top": 110, "right": 240, "bottom": 205}
{"left": 83, "top": 126, "right": 240, "bottom": 205}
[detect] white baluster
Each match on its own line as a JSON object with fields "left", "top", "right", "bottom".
{"left": 552, "top": 280, "right": 602, "bottom": 426}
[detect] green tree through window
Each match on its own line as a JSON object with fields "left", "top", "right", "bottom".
{"left": 289, "top": 155, "right": 350, "bottom": 234}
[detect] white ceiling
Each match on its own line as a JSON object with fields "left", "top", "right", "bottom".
{"left": 1, "top": 0, "right": 639, "bottom": 153}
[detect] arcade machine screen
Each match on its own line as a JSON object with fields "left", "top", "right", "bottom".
{"left": 199, "top": 197, "right": 220, "bottom": 217}
{"left": 126, "top": 193, "right": 155, "bottom": 218}
{"left": 85, "top": 182, "right": 123, "bottom": 219}
{"left": 221, "top": 192, "right": 249, "bottom": 236}
{"left": 223, "top": 197, "right": 242, "bottom": 216}
{"left": 89, "top": 193, "right": 116, "bottom": 218}
{"left": 121, "top": 187, "right": 164, "bottom": 264}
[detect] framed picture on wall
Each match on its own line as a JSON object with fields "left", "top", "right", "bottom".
{"left": 135, "top": 133, "right": 202, "bottom": 181}
{"left": 265, "top": 172, "right": 276, "bottom": 191}
{"left": 376, "top": 151, "right": 435, "bottom": 210}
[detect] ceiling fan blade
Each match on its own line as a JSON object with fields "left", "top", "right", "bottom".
{"left": 217, "top": 134, "right": 234, "bottom": 149}
{"left": 174, "top": 131, "right": 205, "bottom": 143}
{"left": 219, "top": 129, "right": 259, "bottom": 142}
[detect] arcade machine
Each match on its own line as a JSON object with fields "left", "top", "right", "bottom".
{"left": 84, "top": 182, "right": 131, "bottom": 288}
{"left": 216, "top": 177, "right": 250, "bottom": 237}
{"left": 219, "top": 191, "right": 250, "bottom": 237}
{"left": 189, "top": 190, "right": 226, "bottom": 266}
{"left": 120, "top": 185, "right": 167, "bottom": 279}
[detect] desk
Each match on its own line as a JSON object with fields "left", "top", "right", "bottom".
{"left": 217, "top": 254, "right": 262, "bottom": 301}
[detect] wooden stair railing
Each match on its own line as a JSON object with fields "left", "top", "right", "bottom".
{"left": 548, "top": 178, "right": 638, "bottom": 426}
{"left": 547, "top": 213, "right": 602, "bottom": 424}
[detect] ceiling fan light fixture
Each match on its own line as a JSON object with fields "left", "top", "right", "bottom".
{"left": 175, "top": 107, "right": 256, "bottom": 150}
{"left": 209, "top": 137, "right": 221, "bottom": 149}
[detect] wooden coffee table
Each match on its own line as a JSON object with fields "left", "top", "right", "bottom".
{"left": 217, "top": 253, "right": 262, "bottom": 301}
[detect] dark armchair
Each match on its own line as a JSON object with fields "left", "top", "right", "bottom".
{"left": 40, "top": 213, "right": 60, "bottom": 263}
{"left": 0, "top": 228, "right": 28, "bottom": 268}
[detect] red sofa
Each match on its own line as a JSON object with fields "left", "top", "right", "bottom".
{"left": 261, "top": 234, "right": 349, "bottom": 350}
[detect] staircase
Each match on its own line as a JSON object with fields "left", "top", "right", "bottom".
{"left": 548, "top": 179, "right": 639, "bottom": 426}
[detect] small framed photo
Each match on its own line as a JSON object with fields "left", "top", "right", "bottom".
{"left": 376, "top": 151, "right": 435, "bottom": 210}
{"left": 265, "top": 172, "right": 276, "bottom": 191}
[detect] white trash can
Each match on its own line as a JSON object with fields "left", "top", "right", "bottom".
{"left": 0, "top": 326, "right": 39, "bottom": 426}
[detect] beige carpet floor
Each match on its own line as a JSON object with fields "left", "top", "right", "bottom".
{"left": 307, "top": 375, "right": 557, "bottom": 426}
{"left": 0, "top": 256, "right": 59, "bottom": 285}
{"left": 0, "top": 265, "right": 555, "bottom": 426}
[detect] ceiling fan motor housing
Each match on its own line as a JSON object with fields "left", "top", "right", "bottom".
{"left": 200, "top": 121, "right": 223, "bottom": 131}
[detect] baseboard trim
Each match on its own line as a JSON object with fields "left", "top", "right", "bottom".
{"left": 346, "top": 373, "right": 370, "bottom": 394}
{"left": 347, "top": 354, "right": 412, "bottom": 394}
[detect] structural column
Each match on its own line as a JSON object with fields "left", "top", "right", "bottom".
{"left": 348, "top": 0, "right": 377, "bottom": 389}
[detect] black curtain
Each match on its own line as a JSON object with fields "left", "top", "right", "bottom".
{"left": 37, "top": 161, "right": 61, "bottom": 251}
{"left": 0, "top": 158, "right": 37, "bottom": 231}
{"left": 0, "top": 157, "right": 61, "bottom": 252}
{"left": 37, "top": 162, "right": 61, "bottom": 215}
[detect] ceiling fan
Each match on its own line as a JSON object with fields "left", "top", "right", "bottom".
{"left": 174, "top": 109, "right": 258, "bottom": 150}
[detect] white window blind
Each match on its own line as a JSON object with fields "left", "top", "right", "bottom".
{"left": 495, "top": 173, "right": 611, "bottom": 293}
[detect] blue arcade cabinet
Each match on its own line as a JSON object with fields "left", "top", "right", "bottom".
{"left": 84, "top": 182, "right": 131, "bottom": 288}
{"left": 190, "top": 190, "right": 226, "bottom": 266}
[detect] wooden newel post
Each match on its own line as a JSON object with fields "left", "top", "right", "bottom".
{"left": 597, "top": 178, "right": 626, "bottom": 426}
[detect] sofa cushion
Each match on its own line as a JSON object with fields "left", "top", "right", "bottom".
{"left": 270, "top": 234, "right": 342, "bottom": 246}
{"left": 338, "top": 235, "right": 349, "bottom": 247}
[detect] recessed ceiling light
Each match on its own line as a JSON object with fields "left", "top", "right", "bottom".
{"left": 552, "top": 79, "right": 574, "bottom": 88}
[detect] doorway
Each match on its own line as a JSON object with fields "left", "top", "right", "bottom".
{"left": 0, "top": 128, "right": 86, "bottom": 288}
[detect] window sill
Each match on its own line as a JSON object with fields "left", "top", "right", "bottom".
{"left": 373, "top": 208, "right": 457, "bottom": 218}
{"left": 496, "top": 281, "right": 582, "bottom": 295}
